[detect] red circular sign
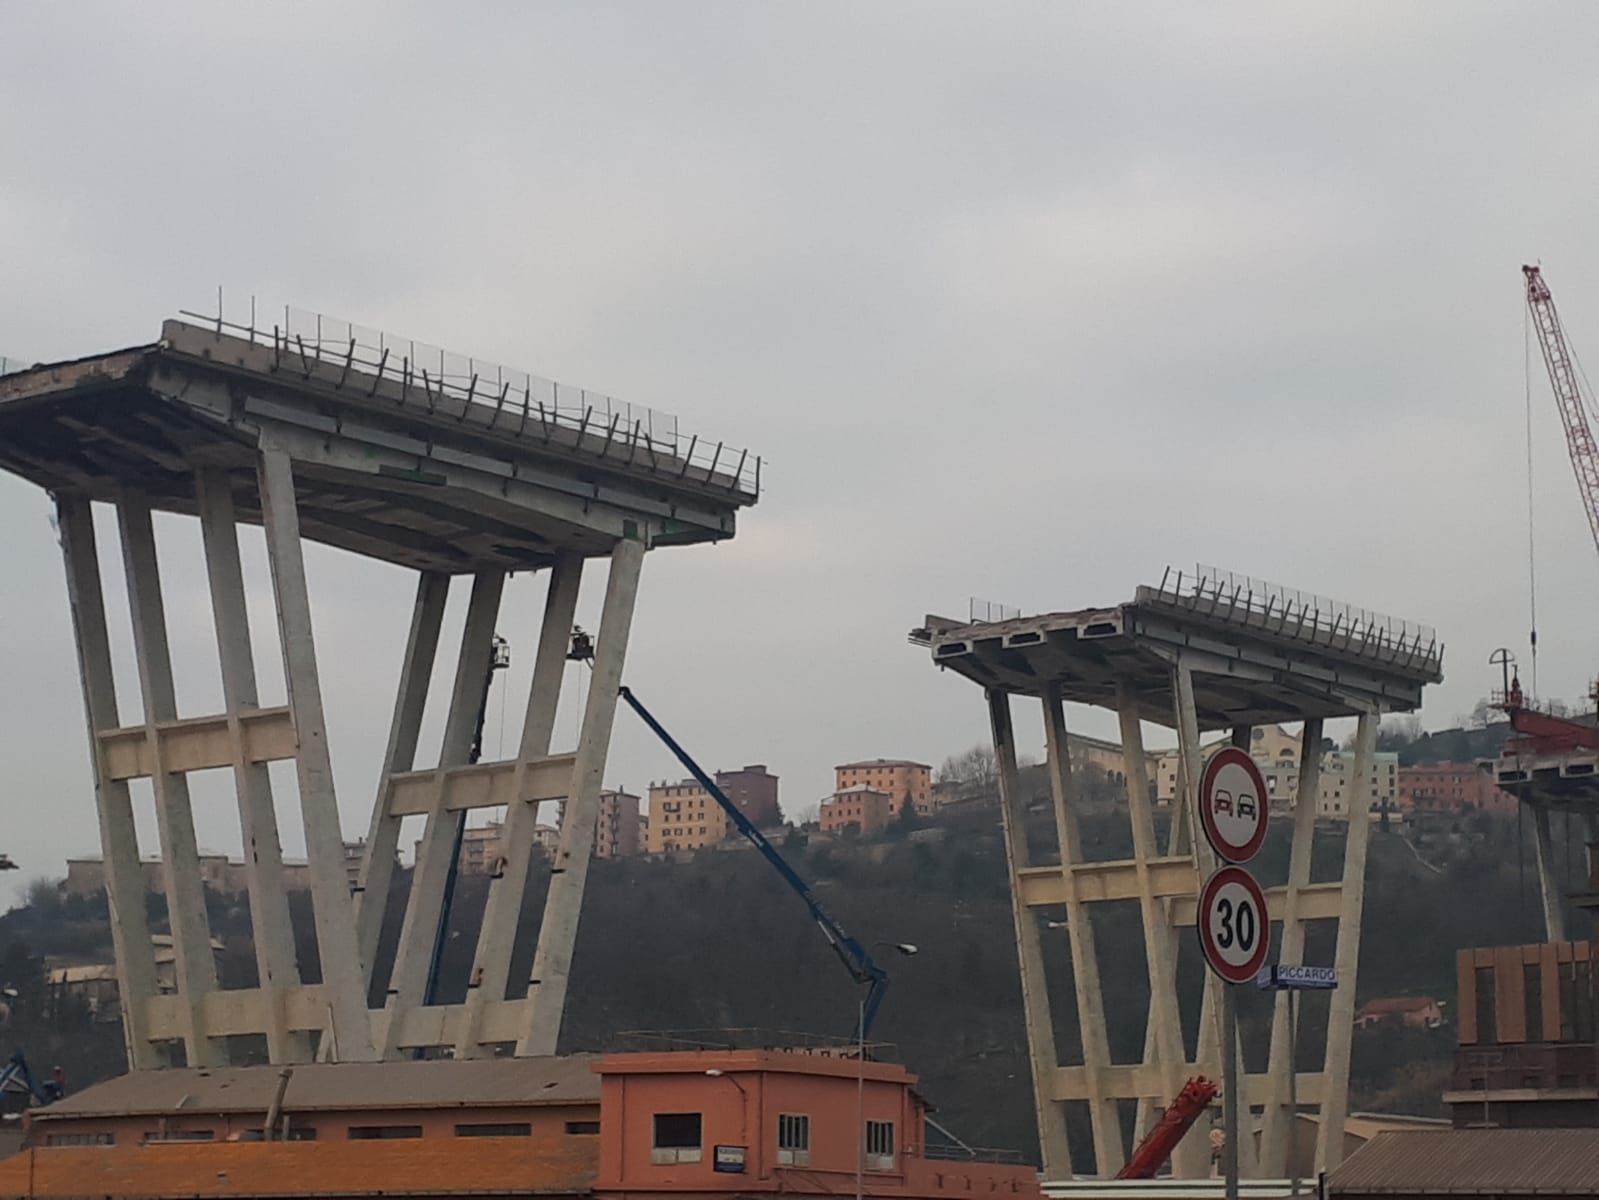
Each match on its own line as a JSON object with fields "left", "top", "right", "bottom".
{"left": 1198, "top": 746, "right": 1269, "bottom": 864}
{"left": 1197, "top": 866, "right": 1270, "bottom": 984}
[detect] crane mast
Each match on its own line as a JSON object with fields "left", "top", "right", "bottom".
{"left": 1523, "top": 264, "right": 1599, "bottom": 559}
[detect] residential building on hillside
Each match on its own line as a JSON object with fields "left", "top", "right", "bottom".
{"left": 1154, "top": 724, "right": 1397, "bottom": 819}
{"left": 646, "top": 767, "right": 781, "bottom": 853}
{"left": 62, "top": 846, "right": 387, "bottom": 897}
{"left": 646, "top": 779, "right": 727, "bottom": 853}
{"left": 414, "top": 822, "right": 504, "bottom": 877}
{"left": 818, "top": 786, "right": 893, "bottom": 836}
{"left": 1355, "top": 996, "right": 1445, "bottom": 1030}
{"left": 1064, "top": 732, "right": 1161, "bottom": 786}
{"left": 595, "top": 790, "right": 642, "bottom": 858}
{"left": 835, "top": 760, "right": 932, "bottom": 815}
{"left": 715, "top": 765, "right": 782, "bottom": 825}
{"left": 1399, "top": 762, "right": 1516, "bottom": 815}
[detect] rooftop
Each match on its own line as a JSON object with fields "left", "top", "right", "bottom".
{"left": 0, "top": 1134, "right": 597, "bottom": 1198}
{"left": 835, "top": 759, "right": 932, "bottom": 770}
{"left": 31, "top": 1055, "right": 601, "bottom": 1122}
{"left": 1327, "top": 1128, "right": 1599, "bottom": 1195}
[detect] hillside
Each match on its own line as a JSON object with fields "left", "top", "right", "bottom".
{"left": 2, "top": 795, "right": 1589, "bottom": 1174}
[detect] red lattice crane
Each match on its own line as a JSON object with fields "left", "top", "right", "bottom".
{"left": 1115, "top": 1076, "right": 1218, "bottom": 1180}
{"left": 1524, "top": 265, "right": 1599, "bottom": 559}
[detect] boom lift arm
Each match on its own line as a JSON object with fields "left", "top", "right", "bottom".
{"left": 0, "top": 1051, "right": 63, "bottom": 1105}
{"left": 1115, "top": 1077, "right": 1217, "bottom": 1180}
{"left": 617, "top": 686, "right": 894, "bottom": 1039}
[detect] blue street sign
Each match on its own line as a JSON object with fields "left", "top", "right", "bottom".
{"left": 1255, "top": 964, "right": 1337, "bottom": 991}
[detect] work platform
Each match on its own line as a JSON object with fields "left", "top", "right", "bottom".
{"left": 913, "top": 568, "right": 1442, "bottom": 1183}
{"left": 0, "top": 311, "right": 758, "bottom": 1071}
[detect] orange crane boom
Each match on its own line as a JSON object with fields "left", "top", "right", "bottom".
{"left": 1115, "top": 1076, "right": 1218, "bottom": 1180}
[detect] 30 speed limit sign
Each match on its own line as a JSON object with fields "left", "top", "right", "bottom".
{"left": 1198, "top": 865, "right": 1270, "bottom": 984}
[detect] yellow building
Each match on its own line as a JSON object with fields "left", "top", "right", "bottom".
{"left": 834, "top": 759, "right": 933, "bottom": 816}
{"left": 646, "top": 779, "right": 730, "bottom": 852}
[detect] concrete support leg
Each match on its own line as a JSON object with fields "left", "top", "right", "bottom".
{"left": 1116, "top": 679, "right": 1195, "bottom": 1177}
{"left": 196, "top": 468, "right": 309, "bottom": 1064}
{"left": 56, "top": 495, "right": 161, "bottom": 1070}
{"left": 518, "top": 537, "right": 644, "bottom": 1056}
{"left": 382, "top": 570, "right": 506, "bottom": 1054}
{"left": 989, "top": 688, "right": 1073, "bottom": 1179}
{"left": 456, "top": 551, "right": 583, "bottom": 1058}
{"left": 1532, "top": 804, "right": 1569, "bottom": 943}
{"left": 258, "top": 447, "right": 377, "bottom": 1062}
{"left": 1041, "top": 685, "right": 1122, "bottom": 1177}
{"left": 117, "top": 493, "right": 222, "bottom": 1067}
{"left": 1259, "top": 718, "right": 1324, "bottom": 1175}
{"left": 355, "top": 571, "right": 450, "bottom": 984}
{"left": 1315, "top": 711, "right": 1376, "bottom": 1175}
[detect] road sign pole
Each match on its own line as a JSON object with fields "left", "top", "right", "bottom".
{"left": 1222, "top": 983, "right": 1239, "bottom": 1200}
{"left": 1288, "top": 988, "right": 1300, "bottom": 1198}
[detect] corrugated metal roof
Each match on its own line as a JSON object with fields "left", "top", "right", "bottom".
{"left": 32, "top": 1055, "right": 601, "bottom": 1121}
{"left": 0, "top": 1133, "right": 597, "bottom": 1197}
{"left": 1328, "top": 1128, "right": 1599, "bottom": 1194}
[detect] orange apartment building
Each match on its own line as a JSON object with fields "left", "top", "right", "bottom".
{"left": 2, "top": 1048, "right": 1040, "bottom": 1200}
{"left": 819, "top": 785, "right": 893, "bottom": 835}
{"left": 835, "top": 760, "right": 933, "bottom": 816}
{"left": 1398, "top": 762, "right": 1517, "bottom": 815}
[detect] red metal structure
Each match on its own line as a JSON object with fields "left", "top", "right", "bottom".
{"left": 1115, "top": 1077, "right": 1218, "bottom": 1180}
{"left": 1525, "top": 265, "right": 1599, "bottom": 559}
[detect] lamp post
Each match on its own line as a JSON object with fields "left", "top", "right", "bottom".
{"left": 858, "top": 942, "right": 918, "bottom": 1200}
{"left": 704, "top": 1068, "right": 749, "bottom": 1144}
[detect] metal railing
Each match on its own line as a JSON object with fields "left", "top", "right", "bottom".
{"left": 175, "top": 298, "right": 761, "bottom": 498}
{"left": 611, "top": 1027, "right": 894, "bottom": 1056}
{"left": 1141, "top": 564, "right": 1443, "bottom": 677}
{"left": 968, "top": 596, "right": 1022, "bottom": 624}
{"left": 923, "top": 1145, "right": 1027, "bottom": 1165}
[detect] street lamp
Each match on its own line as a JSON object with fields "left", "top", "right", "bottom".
{"left": 705, "top": 1069, "right": 749, "bottom": 1143}
{"left": 858, "top": 942, "right": 918, "bottom": 1200}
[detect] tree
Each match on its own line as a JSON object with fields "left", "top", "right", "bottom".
{"left": 938, "top": 744, "right": 997, "bottom": 790}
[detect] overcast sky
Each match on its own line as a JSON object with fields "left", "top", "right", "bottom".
{"left": 6, "top": 4, "right": 1599, "bottom": 899}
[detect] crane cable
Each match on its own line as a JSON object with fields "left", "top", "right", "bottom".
{"left": 1526, "top": 300, "right": 1540, "bottom": 699}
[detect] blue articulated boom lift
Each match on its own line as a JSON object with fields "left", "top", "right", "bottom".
{"left": 617, "top": 686, "right": 894, "bottom": 1040}
{"left": 0, "top": 1051, "right": 63, "bottom": 1106}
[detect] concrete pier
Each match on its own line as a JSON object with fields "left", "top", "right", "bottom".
{"left": 0, "top": 313, "right": 758, "bottom": 1066}
{"left": 913, "top": 568, "right": 1442, "bottom": 1179}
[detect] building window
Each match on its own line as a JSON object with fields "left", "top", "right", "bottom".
{"left": 1476, "top": 966, "right": 1497, "bottom": 1045}
{"left": 566, "top": 1121, "right": 601, "bottom": 1135}
{"left": 865, "top": 1120, "right": 896, "bottom": 1170}
{"left": 46, "top": 1132, "right": 114, "bottom": 1147}
{"left": 652, "top": 1112, "right": 703, "bottom": 1164}
{"left": 456, "top": 1123, "right": 531, "bottom": 1137}
{"left": 777, "top": 1113, "right": 811, "bottom": 1166}
{"left": 144, "top": 1129, "right": 216, "bottom": 1143}
{"left": 348, "top": 1125, "right": 423, "bottom": 1140}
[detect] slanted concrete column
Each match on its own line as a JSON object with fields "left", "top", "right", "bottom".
{"left": 1531, "top": 804, "right": 1568, "bottom": 942}
{"left": 1116, "top": 678, "right": 1195, "bottom": 1175}
{"left": 988, "top": 688, "right": 1073, "bottom": 1179}
{"left": 257, "top": 447, "right": 377, "bottom": 1062}
{"left": 56, "top": 495, "right": 161, "bottom": 1070}
{"left": 383, "top": 569, "right": 505, "bottom": 1055}
{"left": 1259, "top": 718, "right": 1323, "bottom": 1174}
{"left": 1316, "top": 710, "right": 1376, "bottom": 1174}
{"left": 1041, "top": 685, "right": 1121, "bottom": 1177}
{"left": 356, "top": 571, "right": 449, "bottom": 982}
{"left": 196, "top": 468, "right": 309, "bottom": 1063}
{"left": 117, "top": 492, "right": 222, "bottom": 1067}
{"left": 519, "top": 537, "right": 644, "bottom": 1056}
{"left": 456, "top": 550, "right": 583, "bottom": 1058}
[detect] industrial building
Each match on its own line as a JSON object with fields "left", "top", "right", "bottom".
{"left": 1, "top": 1049, "right": 1041, "bottom": 1200}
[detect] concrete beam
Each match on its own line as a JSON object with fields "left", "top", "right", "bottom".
{"left": 383, "top": 754, "right": 577, "bottom": 816}
{"left": 519, "top": 538, "right": 644, "bottom": 1056}
{"left": 56, "top": 495, "right": 161, "bottom": 1070}
{"left": 258, "top": 446, "right": 377, "bottom": 1062}
{"left": 97, "top": 708, "right": 296, "bottom": 780}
